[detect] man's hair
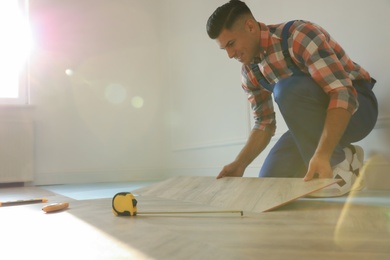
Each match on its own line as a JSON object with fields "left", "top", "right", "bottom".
{"left": 206, "top": 0, "right": 253, "bottom": 39}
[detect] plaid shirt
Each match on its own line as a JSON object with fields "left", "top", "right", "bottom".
{"left": 242, "top": 20, "right": 371, "bottom": 135}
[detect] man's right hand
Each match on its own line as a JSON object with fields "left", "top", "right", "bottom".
{"left": 216, "top": 161, "right": 245, "bottom": 179}
{"left": 216, "top": 129, "right": 272, "bottom": 179}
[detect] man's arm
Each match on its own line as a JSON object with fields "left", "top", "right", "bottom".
{"left": 290, "top": 23, "right": 358, "bottom": 180}
{"left": 304, "top": 108, "right": 352, "bottom": 181}
{"left": 217, "top": 129, "right": 272, "bottom": 179}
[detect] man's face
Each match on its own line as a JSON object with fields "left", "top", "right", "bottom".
{"left": 216, "top": 19, "right": 259, "bottom": 65}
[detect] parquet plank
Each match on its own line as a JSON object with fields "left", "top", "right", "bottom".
{"left": 133, "top": 176, "right": 340, "bottom": 212}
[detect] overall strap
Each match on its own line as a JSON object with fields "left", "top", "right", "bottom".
{"left": 281, "top": 20, "right": 295, "bottom": 59}
{"left": 281, "top": 20, "right": 303, "bottom": 73}
{"left": 249, "top": 20, "right": 302, "bottom": 92}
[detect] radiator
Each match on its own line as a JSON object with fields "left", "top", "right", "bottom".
{"left": 0, "top": 120, "right": 34, "bottom": 183}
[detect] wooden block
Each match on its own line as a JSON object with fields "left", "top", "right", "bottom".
{"left": 133, "top": 176, "right": 340, "bottom": 213}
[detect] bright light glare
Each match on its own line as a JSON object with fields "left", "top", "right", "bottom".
{"left": 0, "top": 1, "right": 32, "bottom": 98}
{"left": 1, "top": 207, "right": 149, "bottom": 259}
{"left": 65, "top": 69, "right": 74, "bottom": 76}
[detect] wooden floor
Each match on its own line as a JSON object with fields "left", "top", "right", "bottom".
{"left": 1, "top": 182, "right": 390, "bottom": 259}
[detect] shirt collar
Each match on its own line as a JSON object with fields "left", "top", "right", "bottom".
{"left": 252, "top": 22, "right": 271, "bottom": 64}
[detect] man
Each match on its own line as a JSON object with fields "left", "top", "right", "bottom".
{"left": 207, "top": 0, "right": 378, "bottom": 197}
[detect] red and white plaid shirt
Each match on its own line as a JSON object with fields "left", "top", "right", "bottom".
{"left": 242, "top": 20, "right": 371, "bottom": 135}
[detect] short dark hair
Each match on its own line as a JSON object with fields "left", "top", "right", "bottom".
{"left": 206, "top": 0, "right": 253, "bottom": 39}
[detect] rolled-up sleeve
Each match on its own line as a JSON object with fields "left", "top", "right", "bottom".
{"left": 241, "top": 65, "right": 276, "bottom": 135}
{"left": 290, "top": 22, "right": 359, "bottom": 114}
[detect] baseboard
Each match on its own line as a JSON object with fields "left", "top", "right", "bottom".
{"left": 34, "top": 168, "right": 170, "bottom": 185}
{"left": 163, "top": 166, "right": 261, "bottom": 178}
{"left": 165, "top": 167, "right": 221, "bottom": 177}
{"left": 34, "top": 166, "right": 258, "bottom": 185}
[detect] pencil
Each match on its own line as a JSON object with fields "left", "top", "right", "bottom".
{"left": 0, "top": 198, "right": 48, "bottom": 207}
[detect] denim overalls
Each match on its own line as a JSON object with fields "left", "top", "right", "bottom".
{"left": 254, "top": 21, "right": 378, "bottom": 178}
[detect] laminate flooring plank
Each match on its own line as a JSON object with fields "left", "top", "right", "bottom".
{"left": 133, "top": 176, "right": 340, "bottom": 213}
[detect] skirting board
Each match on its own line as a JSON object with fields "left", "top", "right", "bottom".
{"left": 133, "top": 176, "right": 340, "bottom": 213}
{"left": 34, "top": 168, "right": 170, "bottom": 186}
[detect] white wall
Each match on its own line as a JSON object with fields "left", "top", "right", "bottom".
{"left": 163, "top": 0, "right": 390, "bottom": 178}
{"left": 27, "top": 0, "right": 168, "bottom": 184}
{"left": 2, "top": 0, "right": 388, "bottom": 185}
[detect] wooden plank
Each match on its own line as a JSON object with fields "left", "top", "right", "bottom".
{"left": 133, "top": 176, "right": 340, "bottom": 213}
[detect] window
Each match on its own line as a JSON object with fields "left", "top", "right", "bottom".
{"left": 0, "top": 0, "right": 31, "bottom": 105}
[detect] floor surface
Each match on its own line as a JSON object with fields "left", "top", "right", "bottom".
{"left": 1, "top": 180, "right": 389, "bottom": 260}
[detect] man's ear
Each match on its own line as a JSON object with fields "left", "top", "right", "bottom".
{"left": 245, "top": 19, "right": 257, "bottom": 33}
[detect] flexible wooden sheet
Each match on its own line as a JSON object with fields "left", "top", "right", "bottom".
{"left": 133, "top": 176, "right": 340, "bottom": 213}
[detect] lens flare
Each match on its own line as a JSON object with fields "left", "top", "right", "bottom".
{"left": 65, "top": 69, "right": 74, "bottom": 76}
{"left": 105, "top": 83, "right": 127, "bottom": 105}
{"left": 131, "top": 96, "right": 144, "bottom": 109}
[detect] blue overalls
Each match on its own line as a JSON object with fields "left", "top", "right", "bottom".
{"left": 255, "top": 21, "right": 378, "bottom": 178}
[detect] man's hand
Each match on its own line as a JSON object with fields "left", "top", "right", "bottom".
{"left": 216, "top": 129, "right": 272, "bottom": 179}
{"left": 217, "top": 161, "right": 245, "bottom": 179}
{"left": 304, "top": 108, "right": 352, "bottom": 182}
{"left": 303, "top": 154, "right": 333, "bottom": 181}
